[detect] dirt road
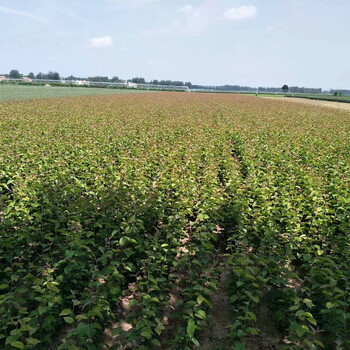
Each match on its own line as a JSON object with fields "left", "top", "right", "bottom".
{"left": 263, "top": 97, "right": 350, "bottom": 111}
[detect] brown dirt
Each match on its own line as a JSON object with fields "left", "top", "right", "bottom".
{"left": 244, "top": 297, "right": 284, "bottom": 350}
{"left": 199, "top": 272, "right": 233, "bottom": 350}
{"left": 103, "top": 283, "right": 138, "bottom": 349}
{"left": 263, "top": 96, "right": 350, "bottom": 111}
{"left": 198, "top": 275, "right": 284, "bottom": 350}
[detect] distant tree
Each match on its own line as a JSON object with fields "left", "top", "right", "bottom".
{"left": 88, "top": 76, "right": 109, "bottom": 82}
{"left": 185, "top": 82, "right": 192, "bottom": 88}
{"left": 66, "top": 75, "right": 80, "bottom": 81}
{"left": 130, "top": 77, "right": 146, "bottom": 84}
{"left": 173, "top": 81, "right": 184, "bottom": 86}
{"left": 9, "top": 69, "right": 21, "bottom": 79}
{"left": 331, "top": 89, "right": 350, "bottom": 95}
{"left": 36, "top": 72, "right": 44, "bottom": 79}
{"left": 111, "top": 76, "right": 121, "bottom": 82}
{"left": 28, "top": 72, "right": 35, "bottom": 79}
{"left": 282, "top": 84, "right": 289, "bottom": 93}
{"left": 46, "top": 71, "right": 60, "bottom": 80}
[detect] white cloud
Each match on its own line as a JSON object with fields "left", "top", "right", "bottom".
{"left": 90, "top": 36, "right": 113, "bottom": 48}
{"left": 0, "top": 6, "right": 46, "bottom": 22}
{"left": 180, "top": 5, "right": 193, "bottom": 14}
{"left": 135, "top": 0, "right": 158, "bottom": 3}
{"left": 223, "top": 5, "right": 257, "bottom": 21}
{"left": 144, "top": 1, "right": 255, "bottom": 38}
{"left": 59, "top": 8, "right": 95, "bottom": 26}
{"left": 143, "top": 2, "right": 214, "bottom": 37}
{"left": 109, "top": 0, "right": 158, "bottom": 5}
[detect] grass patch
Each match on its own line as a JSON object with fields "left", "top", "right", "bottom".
{"left": 0, "top": 84, "right": 148, "bottom": 101}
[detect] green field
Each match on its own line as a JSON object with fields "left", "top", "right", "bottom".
{"left": 255, "top": 93, "right": 284, "bottom": 97}
{"left": 286, "top": 94, "right": 350, "bottom": 103}
{"left": 0, "top": 93, "right": 349, "bottom": 349}
{"left": 0, "top": 84, "right": 147, "bottom": 101}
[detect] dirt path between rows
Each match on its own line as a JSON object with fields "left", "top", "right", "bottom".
{"left": 263, "top": 97, "right": 350, "bottom": 111}
{"left": 244, "top": 297, "right": 284, "bottom": 350}
{"left": 199, "top": 269, "right": 284, "bottom": 350}
{"left": 199, "top": 272, "right": 233, "bottom": 350}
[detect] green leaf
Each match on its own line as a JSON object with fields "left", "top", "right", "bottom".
{"left": 250, "top": 294, "right": 260, "bottom": 303}
{"left": 63, "top": 317, "right": 74, "bottom": 324}
{"left": 76, "top": 314, "right": 88, "bottom": 321}
{"left": 295, "top": 325, "right": 308, "bottom": 338}
{"left": 245, "top": 311, "right": 257, "bottom": 321}
{"left": 110, "top": 230, "right": 118, "bottom": 238}
{"left": 10, "top": 329, "right": 20, "bottom": 337}
{"left": 196, "top": 295, "right": 205, "bottom": 305}
{"left": 303, "top": 298, "right": 314, "bottom": 308}
{"left": 195, "top": 310, "right": 206, "bottom": 320}
{"left": 155, "top": 324, "right": 165, "bottom": 336}
{"left": 27, "top": 338, "right": 41, "bottom": 346}
{"left": 150, "top": 297, "right": 160, "bottom": 303}
{"left": 295, "top": 310, "right": 305, "bottom": 317}
{"left": 151, "top": 339, "right": 161, "bottom": 347}
{"left": 59, "top": 309, "right": 72, "bottom": 316}
{"left": 187, "top": 319, "right": 196, "bottom": 338}
{"left": 11, "top": 341, "right": 25, "bottom": 349}
{"left": 76, "top": 323, "right": 92, "bottom": 337}
{"left": 307, "top": 317, "right": 317, "bottom": 326}
{"left": 0, "top": 284, "right": 9, "bottom": 290}
{"left": 19, "top": 325, "right": 33, "bottom": 332}
{"left": 140, "top": 331, "right": 152, "bottom": 339}
{"left": 289, "top": 305, "right": 299, "bottom": 311}
{"left": 191, "top": 337, "right": 200, "bottom": 346}
{"left": 38, "top": 305, "right": 48, "bottom": 315}
{"left": 119, "top": 237, "right": 128, "bottom": 246}
{"left": 230, "top": 295, "right": 239, "bottom": 303}
{"left": 245, "top": 327, "right": 259, "bottom": 335}
{"left": 6, "top": 336, "right": 17, "bottom": 345}
{"left": 313, "top": 340, "right": 325, "bottom": 348}
{"left": 326, "top": 302, "right": 335, "bottom": 309}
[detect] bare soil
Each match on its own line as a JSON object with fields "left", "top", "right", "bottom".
{"left": 264, "top": 97, "right": 350, "bottom": 111}
{"left": 244, "top": 298, "right": 284, "bottom": 350}
{"left": 199, "top": 272, "right": 233, "bottom": 350}
{"left": 199, "top": 274, "right": 284, "bottom": 350}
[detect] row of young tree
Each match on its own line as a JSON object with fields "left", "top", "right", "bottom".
{"left": 6, "top": 69, "right": 62, "bottom": 80}
{"left": 6, "top": 70, "right": 121, "bottom": 82}
{"left": 3, "top": 69, "right": 350, "bottom": 94}
{"left": 126, "top": 77, "right": 193, "bottom": 87}
{"left": 4, "top": 70, "right": 192, "bottom": 87}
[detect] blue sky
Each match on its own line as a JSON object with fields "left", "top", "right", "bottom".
{"left": 0, "top": 0, "right": 349, "bottom": 89}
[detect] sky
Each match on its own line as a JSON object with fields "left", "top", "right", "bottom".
{"left": 0, "top": 0, "right": 349, "bottom": 89}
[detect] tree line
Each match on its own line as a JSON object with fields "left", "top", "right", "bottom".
{"left": 2, "top": 69, "right": 349, "bottom": 95}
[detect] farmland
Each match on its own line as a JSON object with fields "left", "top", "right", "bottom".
{"left": 0, "top": 85, "right": 147, "bottom": 101}
{"left": 0, "top": 93, "right": 349, "bottom": 350}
